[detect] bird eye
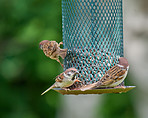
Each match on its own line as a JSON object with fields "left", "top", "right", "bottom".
{"left": 72, "top": 70, "right": 76, "bottom": 73}
{"left": 39, "top": 44, "right": 43, "bottom": 49}
{"left": 67, "top": 73, "right": 71, "bottom": 76}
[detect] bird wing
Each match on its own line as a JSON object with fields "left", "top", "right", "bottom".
{"left": 55, "top": 72, "right": 64, "bottom": 82}
{"left": 98, "top": 65, "right": 126, "bottom": 87}
{"left": 80, "top": 65, "right": 127, "bottom": 91}
{"left": 50, "top": 42, "right": 58, "bottom": 56}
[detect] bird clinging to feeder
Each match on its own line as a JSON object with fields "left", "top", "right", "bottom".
{"left": 41, "top": 68, "right": 80, "bottom": 95}
{"left": 39, "top": 0, "right": 135, "bottom": 95}
{"left": 39, "top": 40, "right": 67, "bottom": 68}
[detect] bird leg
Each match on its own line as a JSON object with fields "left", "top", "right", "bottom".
{"left": 56, "top": 58, "right": 64, "bottom": 68}
{"left": 58, "top": 42, "right": 63, "bottom": 47}
{"left": 74, "top": 79, "right": 82, "bottom": 83}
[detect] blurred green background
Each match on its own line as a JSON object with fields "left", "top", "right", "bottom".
{"left": 0, "top": 0, "right": 139, "bottom": 118}
{"left": 0, "top": 0, "right": 62, "bottom": 118}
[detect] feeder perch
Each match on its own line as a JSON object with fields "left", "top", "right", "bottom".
{"left": 54, "top": 0, "right": 135, "bottom": 95}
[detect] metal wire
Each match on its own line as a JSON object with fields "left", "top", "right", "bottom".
{"left": 62, "top": 0, "right": 123, "bottom": 85}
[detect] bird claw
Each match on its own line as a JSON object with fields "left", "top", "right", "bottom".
{"left": 59, "top": 42, "right": 63, "bottom": 46}
{"left": 62, "top": 87, "right": 70, "bottom": 91}
{"left": 74, "top": 79, "right": 82, "bottom": 83}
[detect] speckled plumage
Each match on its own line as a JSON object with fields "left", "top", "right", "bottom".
{"left": 41, "top": 68, "right": 79, "bottom": 95}
{"left": 80, "top": 57, "right": 129, "bottom": 91}
{"left": 39, "top": 40, "right": 67, "bottom": 67}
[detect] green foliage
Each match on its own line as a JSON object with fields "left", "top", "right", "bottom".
{"left": 0, "top": 0, "right": 62, "bottom": 118}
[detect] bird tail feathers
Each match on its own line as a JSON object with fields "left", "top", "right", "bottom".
{"left": 41, "top": 84, "right": 55, "bottom": 95}
{"left": 80, "top": 82, "right": 98, "bottom": 91}
{"left": 59, "top": 49, "right": 68, "bottom": 59}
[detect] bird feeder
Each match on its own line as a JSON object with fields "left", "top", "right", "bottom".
{"left": 54, "top": 0, "right": 135, "bottom": 95}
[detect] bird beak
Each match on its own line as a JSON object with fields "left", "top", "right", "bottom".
{"left": 39, "top": 44, "right": 43, "bottom": 50}
{"left": 76, "top": 71, "right": 79, "bottom": 74}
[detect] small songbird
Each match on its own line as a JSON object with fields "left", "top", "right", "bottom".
{"left": 80, "top": 57, "right": 129, "bottom": 91}
{"left": 41, "top": 68, "right": 80, "bottom": 95}
{"left": 39, "top": 40, "right": 67, "bottom": 67}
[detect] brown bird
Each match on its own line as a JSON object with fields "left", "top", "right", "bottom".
{"left": 80, "top": 57, "right": 129, "bottom": 91}
{"left": 41, "top": 68, "right": 80, "bottom": 95}
{"left": 39, "top": 40, "right": 67, "bottom": 67}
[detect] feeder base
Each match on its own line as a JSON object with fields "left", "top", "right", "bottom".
{"left": 53, "top": 86, "right": 136, "bottom": 95}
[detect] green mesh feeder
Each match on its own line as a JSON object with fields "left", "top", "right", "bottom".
{"left": 54, "top": 0, "right": 135, "bottom": 95}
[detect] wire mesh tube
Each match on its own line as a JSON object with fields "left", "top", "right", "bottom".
{"left": 62, "top": 0, "right": 124, "bottom": 86}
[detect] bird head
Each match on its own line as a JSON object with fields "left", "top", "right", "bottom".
{"left": 64, "top": 68, "right": 79, "bottom": 80}
{"left": 39, "top": 40, "right": 49, "bottom": 50}
{"left": 119, "top": 57, "right": 129, "bottom": 69}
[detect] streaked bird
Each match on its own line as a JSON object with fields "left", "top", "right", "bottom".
{"left": 41, "top": 68, "right": 80, "bottom": 95}
{"left": 80, "top": 57, "right": 129, "bottom": 91}
{"left": 39, "top": 40, "right": 67, "bottom": 67}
